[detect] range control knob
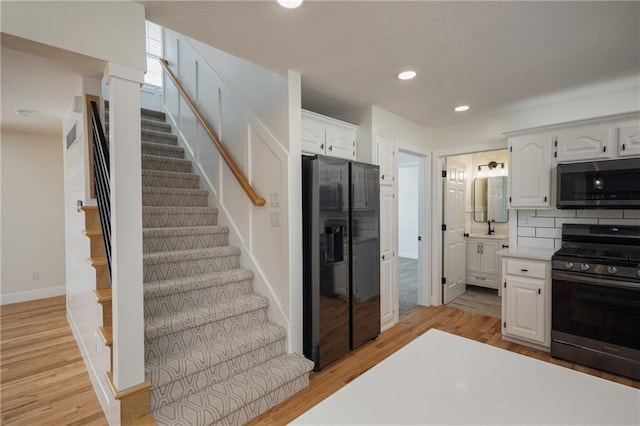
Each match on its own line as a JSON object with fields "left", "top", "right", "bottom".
{"left": 607, "top": 266, "right": 618, "bottom": 275}
{"left": 580, "top": 263, "right": 591, "bottom": 271}
{"left": 564, "top": 262, "right": 574, "bottom": 269}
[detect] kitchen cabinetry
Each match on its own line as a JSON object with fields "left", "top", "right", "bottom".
{"left": 554, "top": 125, "right": 612, "bottom": 163}
{"left": 617, "top": 121, "right": 640, "bottom": 157}
{"left": 501, "top": 253, "right": 551, "bottom": 350}
{"left": 302, "top": 110, "right": 357, "bottom": 160}
{"left": 466, "top": 236, "right": 507, "bottom": 292}
{"left": 508, "top": 134, "right": 552, "bottom": 208}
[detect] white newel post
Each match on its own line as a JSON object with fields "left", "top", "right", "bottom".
{"left": 105, "top": 62, "right": 145, "bottom": 391}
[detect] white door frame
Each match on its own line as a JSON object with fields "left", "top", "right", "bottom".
{"left": 398, "top": 146, "right": 430, "bottom": 307}
{"left": 430, "top": 141, "right": 506, "bottom": 306}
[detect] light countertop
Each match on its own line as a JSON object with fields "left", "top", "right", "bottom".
{"left": 291, "top": 329, "right": 639, "bottom": 425}
{"left": 468, "top": 233, "right": 509, "bottom": 240}
{"left": 497, "top": 246, "right": 555, "bottom": 261}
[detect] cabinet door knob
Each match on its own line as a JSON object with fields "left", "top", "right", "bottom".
{"left": 381, "top": 174, "right": 386, "bottom": 180}
{"left": 320, "top": 143, "right": 324, "bottom": 149}
{"left": 328, "top": 145, "right": 333, "bottom": 151}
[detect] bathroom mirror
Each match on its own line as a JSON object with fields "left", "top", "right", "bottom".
{"left": 473, "top": 177, "right": 509, "bottom": 223}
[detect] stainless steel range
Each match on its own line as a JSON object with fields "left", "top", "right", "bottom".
{"left": 551, "top": 224, "right": 640, "bottom": 380}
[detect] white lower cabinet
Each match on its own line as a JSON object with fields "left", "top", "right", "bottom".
{"left": 501, "top": 254, "right": 551, "bottom": 350}
{"left": 466, "top": 237, "right": 507, "bottom": 291}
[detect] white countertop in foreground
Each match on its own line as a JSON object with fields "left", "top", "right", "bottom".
{"left": 291, "top": 329, "right": 639, "bottom": 425}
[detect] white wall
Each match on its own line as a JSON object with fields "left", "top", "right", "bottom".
{"left": 432, "top": 85, "right": 639, "bottom": 151}
{"left": 1, "top": 130, "right": 66, "bottom": 304}
{"left": 162, "top": 29, "right": 296, "bottom": 349}
{"left": 1, "top": 1, "right": 146, "bottom": 72}
{"left": 398, "top": 157, "right": 419, "bottom": 259}
{"left": 372, "top": 106, "right": 433, "bottom": 151}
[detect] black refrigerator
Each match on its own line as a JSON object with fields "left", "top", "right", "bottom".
{"left": 302, "top": 154, "right": 380, "bottom": 370}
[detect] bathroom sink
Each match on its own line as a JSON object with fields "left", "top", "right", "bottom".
{"left": 468, "top": 233, "right": 508, "bottom": 240}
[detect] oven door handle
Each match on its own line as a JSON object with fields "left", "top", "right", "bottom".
{"left": 552, "top": 271, "right": 640, "bottom": 290}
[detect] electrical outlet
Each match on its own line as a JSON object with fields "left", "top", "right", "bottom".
{"left": 31, "top": 270, "right": 40, "bottom": 280}
{"left": 271, "top": 212, "right": 280, "bottom": 227}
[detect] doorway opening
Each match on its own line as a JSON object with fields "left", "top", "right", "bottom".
{"left": 398, "top": 151, "right": 423, "bottom": 315}
{"left": 440, "top": 149, "right": 508, "bottom": 318}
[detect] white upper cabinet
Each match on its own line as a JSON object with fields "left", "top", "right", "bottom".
{"left": 555, "top": 125, "right": 613, "bottom": 162}
{"left": 617, "top": 121, "right": 640, "bottom": 157}
{"left": 508, "top": 134, "right": 552, "bottom": 208}
{"left": 302, "top": 110, "right": 356, "bottom": 160}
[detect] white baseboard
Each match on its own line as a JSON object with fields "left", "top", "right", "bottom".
{"left": 0, "top": 285, "right": 65, "bottom": 305}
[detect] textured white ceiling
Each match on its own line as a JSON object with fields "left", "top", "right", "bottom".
{"left": 142, "top": 1, "right": 640, "bottom": 128}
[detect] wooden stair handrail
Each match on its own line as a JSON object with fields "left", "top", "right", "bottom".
{"left": 159, "top": 58, "right": 266, "bottom": 207}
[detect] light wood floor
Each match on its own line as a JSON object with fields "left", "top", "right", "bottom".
{"left": 1, "top": 296, "right": 107, "bottom": 425}
{"left": 2, "top": 297, "right": 637, "bottom": 425}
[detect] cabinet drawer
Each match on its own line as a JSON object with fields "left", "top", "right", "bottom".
{"left": 505, "top": 259, "right": 547, "bottom": 279}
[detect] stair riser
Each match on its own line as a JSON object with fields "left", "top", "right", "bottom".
{"left": 218, "top": 375, "right": 310, "bottom": 426}
{"left": 145, "top": 308, "right": 269, "bottom": 359}
{"left": 144, "top": 253, "right": 240, "bottom": 282}
{"left": 143, "top": 232, "right": 228, "bottom": 253}
{"left": 144, "top": 279, "right": 253, "bottom": 317}
{"left": 142, "top": 211, "right": 218, "bottom": 228}
{"left": 142, "top": 172, "right": 200, "bottom": 190}
{"left": 142, "top": 143, "right": 184, "bottom": 159}
{"left": 142, "top": 192, "right": 209, "bottom": 208}
{"left": 141, "top": 120, "right": 172, "bottom": 133}
{"left": 150, "top": 339, "right": 286, "bottom": 411}
{"left": 142, "top": 156, "right": 191, "bottom": 173}
{"left": 142, "top": 131, "right": 178, "bottom": 146}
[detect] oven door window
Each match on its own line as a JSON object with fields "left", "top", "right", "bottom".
{"left": 552, "top": 278, "right": 640, "bottom": 350}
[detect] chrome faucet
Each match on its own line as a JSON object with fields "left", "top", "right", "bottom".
{"left": 487, "top": 219, "right": 495, "bottom": 235}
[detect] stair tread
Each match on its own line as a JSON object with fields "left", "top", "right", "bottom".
{"left": 153, "top": 354, "right": 314, "bottom": 424}
{"left": 86, "top": 257, "right": 107, "bottom": 268}
{"left": 143, "top": 225, "right": 228, "bottom": 237}
{"left": 144, "top": 268, "right": 254, "bottom": 299}
{"left": 141, "top": 141, "right": 182, "bottom": 152}
{"left": 142, "top": 186, "right": 208, "bottom": 197}
{"left": 92, "top": 288, "right": 112, "bottom": 303}
{"left": 145, "top": 294, "right": 268, "bottom": 341}
{"left": 142, "top": 154, "right": 191, "bottom": 165}
{"left": 146, "top": 322, "right": 286, "bottom": 386}
{"left": 143, "top": 206, "right": 218, "bottom": 214}
{"left": 98, "top": 326, "right": 113, "bottom": 346}
{"left": 143, "top": 246, "right": 241, "bottom": 265}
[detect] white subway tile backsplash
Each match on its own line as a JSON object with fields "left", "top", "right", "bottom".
{"left": 518, "top": 237, "right": 555, "bottom": 250}
{"left": 518, "top": 227, "right": 535, "bottom": 237}
{"left": 555, "top": 217, "right": 598, "bottom": 227}
{"left": 516, "top": 208, "right": 639, "bottom": 250}
{"left": 536, "top": 209, "right": 576, "bottom": 218}
{"left": 577, "top": 210, "right": 623, "bottom": 218}
{"left": 536, "top": 227, "right": 561, "bottom": 239}
{"left": 529, "top": 217, "right": 556, "bottom": 227}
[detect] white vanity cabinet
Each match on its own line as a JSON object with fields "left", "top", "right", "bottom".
{"left": 466, "top": 236, "right": 508, "bottom": 291}
{"left": 500, "top": 251, "right": 552, "bottom": 350}
{"left": 508, "top": 134, "right": 552, "bottom": 208}
{"left": 302, "top": 110, "right": 357, "bottom": 160}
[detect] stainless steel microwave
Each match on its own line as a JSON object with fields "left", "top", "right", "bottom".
{"left": 556, "top": 158, "right": 640, "bottom": 209}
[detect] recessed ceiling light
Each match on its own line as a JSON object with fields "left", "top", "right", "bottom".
{"left": 454, "top": 105, "right": 470, "bottom": 112}
{"left": 277, "top": 0, "right": 303, "bottom": 8}
{"left": 14, "top": 108, "right": 37, "bottom": 117}
{"left": 397, "top": 71, "right": 416, "bottom": 80}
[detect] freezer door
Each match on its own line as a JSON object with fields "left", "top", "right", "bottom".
{"left": 351, "top": 162, "right": 381, "bottom": 350}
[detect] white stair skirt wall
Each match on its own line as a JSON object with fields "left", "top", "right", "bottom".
{"left": 162, "top": 30, "right": 292, "bottom": 343}
{"left": 63, "top": 77, "right": 119, "bottom": 424}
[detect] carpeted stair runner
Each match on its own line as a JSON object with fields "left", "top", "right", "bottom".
{"left": 107, "top": 105, "right": 313, "bottom": 425}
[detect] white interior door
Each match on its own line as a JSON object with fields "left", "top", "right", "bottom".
{"left": 377, "top": 136, "right": 397, "bottom": 330}
{"left": 443, "top": 158, "right": 466, "bottom": 304}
